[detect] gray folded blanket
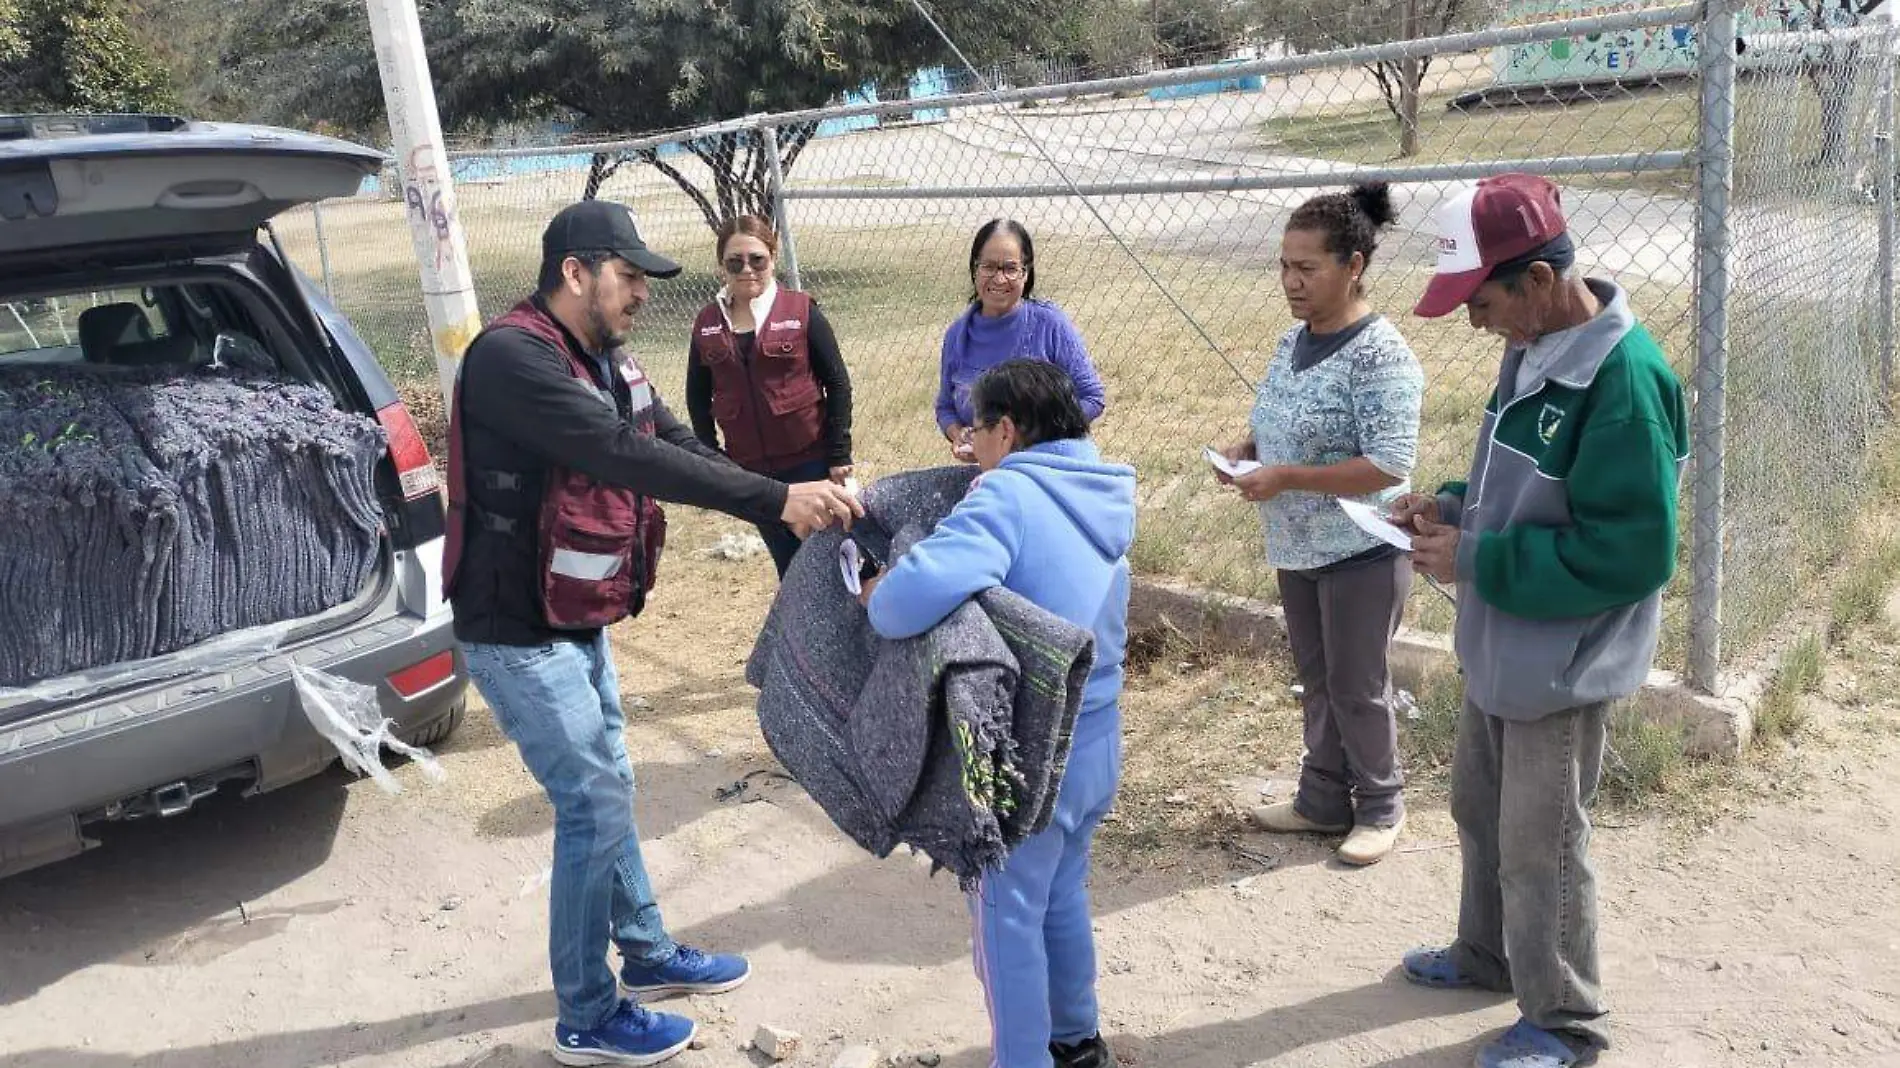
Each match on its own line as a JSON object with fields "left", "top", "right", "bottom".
{"left": 0, "top": 365, "right": 385, "bottom": 686}
{"left": 745, "top": 465, "right": 1095, "bottom": 889}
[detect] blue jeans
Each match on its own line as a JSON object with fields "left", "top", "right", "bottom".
{"left": 970, "top": 714, "right": 1123, "bottom": 1068}
{"left": 463, "top": 634, "right": 678, "bottom": 1031}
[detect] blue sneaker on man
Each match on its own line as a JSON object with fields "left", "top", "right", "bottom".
{"left": 553, "top": 999, "right": 696, "bottom": 1067}
{"left": 619, "top": 944, "right": 751, "bottom": 998}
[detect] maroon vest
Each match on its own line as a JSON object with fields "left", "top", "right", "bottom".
{"left": 443, "top": 300, "right": 667, "bottom": 629}
{"left": 690, "top": 288, "right": 826, "bottom": 471}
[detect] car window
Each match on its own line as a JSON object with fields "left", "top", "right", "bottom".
{"left": 0, "top": 290, "right": 173, "bottom": 363}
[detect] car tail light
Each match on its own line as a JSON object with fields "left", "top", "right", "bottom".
{"left": 376, "top": 401, "right": 441, "bottom": 500}
{"left": 387, "top": 651, "right": 456, "bottom": 699}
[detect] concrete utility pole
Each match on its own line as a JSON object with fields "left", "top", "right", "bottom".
{"left": 364, "top": 0, "right": 482, "bottom": 412}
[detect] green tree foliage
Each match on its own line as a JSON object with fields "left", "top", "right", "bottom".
{"left": 1154, "top": 0, "right": 1244, "bottom": 68}
{"left": 220, "top": 0, "right": 1064, "bottom": 231}
{"left": 0, "top": 0, "right": 176, "bottom": 113}
{"left": 1071, "top": 0, "right": 1158, "bottom": 77}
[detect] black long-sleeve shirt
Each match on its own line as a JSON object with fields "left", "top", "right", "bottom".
{"left": 685, "top": 301, "right": 854, "bottom": 468}
{"left": 452, "top": 300, "right": 787, "bottom": 645}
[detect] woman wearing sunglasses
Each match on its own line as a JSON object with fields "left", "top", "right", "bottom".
{"left": 687, "top": 214, "right": 856, "bottom": 578}
{"left": 936, "top": 219, "right": 1107, "bottom": 462}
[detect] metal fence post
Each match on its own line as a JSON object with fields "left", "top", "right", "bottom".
{"left": 1879, "top": 41, "right": 1896, "bottom": 402}
{"left": 1689, "top": 0, "right": 1739, "bottom": 693}
{"left": 760, "top": 122, "right": 803, "bottom": 291}
{"left": 311, "top": 202, "right": 337, "bottom": 301}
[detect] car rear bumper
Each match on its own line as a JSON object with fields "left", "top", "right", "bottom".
{"left": 0, "top": 606, "right": 466, "bottom": 880}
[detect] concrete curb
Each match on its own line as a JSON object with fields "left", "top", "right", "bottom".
{"left": 1129, "top": 578, "right": 1754, "bottom": 760}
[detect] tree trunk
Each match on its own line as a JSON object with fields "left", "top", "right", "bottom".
{"left": 583, "top": 152, "right": 625, "bottom": 200}
{"left": 1398, "top": 58, "right": 1422, "bottom": 157}
{"left": 1397, "top": 0, "right": 1423, "bottom": 158}
{"left": 662, "top": 130, "right": 783, "bottom": 234}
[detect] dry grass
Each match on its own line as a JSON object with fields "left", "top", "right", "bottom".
{"left": 285, "top": 188, "right": 1697, "bottom": 664}
{"left": 1261, "top": 81, "right": 1699, "bottom": 199}
{"left": 1099, "top": 620, "right": 1758, "bottom": 861}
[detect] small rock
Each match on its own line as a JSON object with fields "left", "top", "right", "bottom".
{"left": 1394, "top": 688, "right": 1420, "bottom": 721}
{"left": 1164, "top": 792, "right": 1188, "bottom": 804}
{"left": 706, "top": 748, "right": 725, "bottom": 759}
{"left": 916, "top": 1054, "right": 943, "bottom": 1068}
{"left": 831, "top": 1046, "right": 881, "bottom": 1068}
{"left": 440, "top": 895, "right": 463, "bottom": 912}
{"left": 707, "top": 532, "right": 770, "bottom": 561}
{"left": 753, "top": 1024, "right": 802, "bottom": 1062}
{"left": 627, "top": 696, "right": 652, "bottom": 711}
{"left": 689, "top": 1037, "right": 707, "bottom": 1051}
{"left": 1290, "top": 684, "right": 1306, "bottom": 696}
{"left": 1833, "top": 1023, "right": 1851, "bottom": 1036}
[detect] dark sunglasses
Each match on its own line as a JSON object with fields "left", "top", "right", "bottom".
{"left": 723, "top": 252, "right": 771, "bottom": 274}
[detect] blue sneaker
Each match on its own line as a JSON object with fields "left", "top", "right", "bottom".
{"left": 1475, "top": 1019, "right": 1598, "bottom": 1068}
{"left": 553, "top": 1000, "right": 696, "bottom": 1067}
{"left": 619, "top": 944, "right": 751, "bottom": 997}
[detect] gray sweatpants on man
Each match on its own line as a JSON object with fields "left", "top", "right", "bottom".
{"left": 1448, "top": 698, "right": 1610, "bottom": 1049}
{"left": 1276, "top": 551, "right": 1411, "bottom": 828}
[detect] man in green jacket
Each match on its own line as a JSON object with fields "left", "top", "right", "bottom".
{"left": 1392, "top": 173, "right": 1689, "bottom": 1068}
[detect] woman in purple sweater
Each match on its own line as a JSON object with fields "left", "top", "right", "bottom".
{"left": 936, "top": 219, "right": 1107, "bottom": 461}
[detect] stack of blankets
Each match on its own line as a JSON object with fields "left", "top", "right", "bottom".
{"left": 746, "top": 465, "right": 1096, "bottom": 889}
{"left": 0, "top": 365, "right": 386, "bottom": 687}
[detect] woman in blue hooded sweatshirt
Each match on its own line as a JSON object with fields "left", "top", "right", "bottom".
{"left": 936, "top": 220, "right": 1108, "bottom": 462}
{"left": 863, "top": 359, "right": 1136, "bottom": 1068}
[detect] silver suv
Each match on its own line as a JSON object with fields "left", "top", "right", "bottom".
{"left": 0, "top": 113, "right": 467, "bottom": 879}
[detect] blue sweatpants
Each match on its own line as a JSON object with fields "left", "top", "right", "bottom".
{"left": 970, "top": 713, "right": 1123, "bottom": 1068}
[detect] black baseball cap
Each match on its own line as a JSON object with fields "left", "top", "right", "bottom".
{"left": 541, "top": 200, "right": 682, "bottom": 279}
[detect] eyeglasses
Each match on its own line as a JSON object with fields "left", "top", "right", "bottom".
{"left": 723, "top": 252, "right": 771, "bottom": 274}
{"left": 974, "top": 261, "right": 1027, "bottom": 281}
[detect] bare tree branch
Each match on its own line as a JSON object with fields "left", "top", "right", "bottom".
{"left": 780, "top": 120, "right": 820, "bottom": 171}
{"left": 636, "top": 148, "right": 720, "bottom": 232}
{"left": 1365, "top": 61, "right": 1402, "bottom": 122}
{"left": 583, "top": 152, "right": 630, "bottom": 200}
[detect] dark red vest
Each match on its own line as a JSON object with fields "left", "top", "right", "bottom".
{"left": 690, "top": 288, "right": 826, "bottom": 471}
{"left": 443, "top": 301, "right": 666, "bottom": 629}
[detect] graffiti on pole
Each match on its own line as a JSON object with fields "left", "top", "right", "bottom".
{"left": 402, "top": 145, "right": 457, "bottom": 275}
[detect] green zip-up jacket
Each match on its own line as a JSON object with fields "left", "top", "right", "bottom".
{"left": 1435, "top": 279, "right": 1688, "bottom": 721}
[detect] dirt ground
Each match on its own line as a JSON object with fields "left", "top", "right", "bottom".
{"left": 5, "top": 511, "right": 1900, "bottom": 1068}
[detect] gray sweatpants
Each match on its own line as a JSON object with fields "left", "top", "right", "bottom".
{"left": 1276, "top": 551, "right": 1411, "bottom": 828}
{"left": 1449, "top": 698, "right": 1610, "bottom": 1049}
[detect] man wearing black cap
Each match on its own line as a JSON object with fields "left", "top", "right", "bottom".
{"left": 446, "top": 200, "right": 861, "bottom": 1066}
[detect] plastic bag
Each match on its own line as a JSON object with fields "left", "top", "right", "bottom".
{"left": 290, "top": 662, "right": 446, "bottom": 794}
{"left": 0, "top": 617, "right": 298, "bottom": 708}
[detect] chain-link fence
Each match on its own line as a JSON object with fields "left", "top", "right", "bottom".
{"left": 270, "top": 0, "right": 1898, "bottom": 689}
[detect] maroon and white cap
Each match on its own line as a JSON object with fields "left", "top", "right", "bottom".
{"left": 1413, "top": 173, "right": 1569, "bottom": 319}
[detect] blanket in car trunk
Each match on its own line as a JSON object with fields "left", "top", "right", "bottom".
{"left": 0, "top": 365, "right": 385, "bottom": 688}
{"left": 745, "top": 465, "right": 1095, "bottom": 889}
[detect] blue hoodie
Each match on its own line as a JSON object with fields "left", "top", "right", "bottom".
{"left": 866, "top": 439, "right": 1137, "bottom": 744}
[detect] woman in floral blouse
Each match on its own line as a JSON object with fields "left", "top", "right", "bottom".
{"left": 1213, "top": 182, "right": 1424, "bottom": 866}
